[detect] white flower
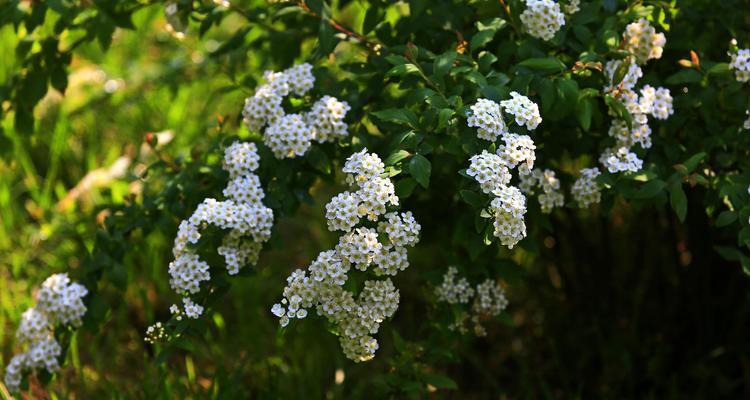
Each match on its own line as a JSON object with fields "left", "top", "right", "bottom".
{"left": 182, "top": 297, "right": 204, "bottom": 319}
{"left": 342, "top": 148, "right": 385, "bottom": 186}
{"left": 325, "top": 192, "right": 361, "bottom": 232}
{"left": 467, "top": 98, "right": 507, "bottom": 141}
{"left": 500, "top": 91, "right": 542, "bottom": 130}
{"left": 242, "top": 85, "right": 285, "bottom": 132}
{"left": 36, "top": 273, "right": 88, "bottom": 327}
{"left": 729, "top": 48, "right": 750, "bottom": 83}
{"left": 5, "top": 274, "right": 88, "bottom": 393}
{"left": 223, "top": 141, "right": 260, "bottom": 178}
{"left": 623, "top": 18, "right": 666, "bottom": 64}
{"left": 609, "top": 119, "right": 652, "bottom": 150}
{"left": 467, "top": 150, "right": 512, "bottom": 195}
{"left": 497, "top": 133, "right": 536, "bottom": 174}
{"left": 306, "top": 95, "right": 351, "bottom": 143}
{"left": 604, "top": 59, "right": 643, "bottom": 91}
{"left": 571, "top": 167, "right": 602, "bottom": 207}
{"left": 520, "top": 0, "right": 566, "bottom": 41}
{"left": 639, "top": 85, "right": 673, "bottom": 120}
{"left": 377, "top": 212, "right": 421, "bottom": 248}
{"left": 435, "top": 267, "right": 475, "bottom": 304}
{"left": 272, "top": 150, "right": 418, "bottom": 362}
{"left": 491, "top": 186, "right": 528, "bottom": 249}
{"left": 600, "top": 146, "right": 644, "bottom": 173}
{"left": 284, "top": 63, "right": 315, "bottom": 96}
{"left": 263, "top": 113, "right": 314, "bottom": 159}
{"left": 563, "top": 0, "right": 580, "bottom": 15}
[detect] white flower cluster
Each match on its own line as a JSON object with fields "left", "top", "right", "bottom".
{"left": 599, "top": 83, "right": 673, "bottom": 173}
{"left": 272, "top": 149, "right": 421, "bottom": 362}
{"left": 604, "top": 59, "right": 643, "bottom": 92}
{"left": 435, "top": 268, "right": 509, "bottom": 337}
{"left": 601, "top": 27, "right": 673, "bottom": 175}
{"left": 466, "top": 94, "right": 542, "bottom": 248}
{"left": 571, "top": 167, "right": 602, "bottom": 208}
{"left": 467, "top": 93, "right": 541, "bottom": 141}
{"left": 241, "top": 63, "right": 351, "bottom": 159}
{"left": 518, "top": 169, "right": 565, "bottom": 213}
{"left": 599, "top": 146, "right": 643, "bottom": 173}
{"left": 163, "top": 142, "right": 273, "bottom": 327}
{"left": 729, "top": 47, "right": 750, "bottom": 83}
{"left": 520, "top": 0, "right": 566, "bottom": 41}
{"left": 744, "top": 110, "right": 750, "bottom": 130}
{"left": 562, "top": 0, "right": 580, "bottom": 14}
{"left": 4, "top": 274, "right": 88, "bottom": 393}
{"left": 435, "top": 267, "right": 475, "bottom": 304}
{"left": 623, "top": 18, "right": 666, "bottom": 64}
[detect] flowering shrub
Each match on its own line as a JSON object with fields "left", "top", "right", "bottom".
{"left": 2, "top": 0, "right": 750, "bottom": 398}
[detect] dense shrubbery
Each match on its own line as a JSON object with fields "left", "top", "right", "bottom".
{"left": 1, "top": 0, "right": 750, "bottom": 398}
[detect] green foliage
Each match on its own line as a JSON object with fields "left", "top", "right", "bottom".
{"left": 1, "top": 0, "right": 750, "bottom": 398}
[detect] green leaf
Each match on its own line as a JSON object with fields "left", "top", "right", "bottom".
{"left": 669, "top": 183, "right": 687, "bottom": 222}
{"left": 576, "top": 97, "right": 594, "bottom": 131}
{"left": 362, "top": 6, "right": 382, "bottom": 34}
{"left": 714, "top": 245, "right": 743, "bottom": 261}
{"left": 716, "top": 211, "right": 737, "bottom": 227}
{"left": 612, "top": 57, "right": 632, "bottom": 87}
{"left": 665, "top": 69, "right": 702, "bottom": 85}
{"left": 604, "top": 94, "right": 634, "bottom": 128}
{"left": 395, "top": 178, "right": 418, "bottom": 198}
{"left": 683, "top": 152, "right": 707, "bottom": 173}
{"left": 632, "top": 179, "right": 665, "bottom": 199}
{"left": 470, "top": 29, "right": 496, "bottom": 52}
{"left": 460, "top": 190, "right": 484, "bottom": 207}
{"left": 50, "top": 65, "right": 68, "bottom": 93}
{"left": 14, "top": 106, "right": 35, "bottom": 135}
{"left": 707, "top": 63, "right": 731, "bottom": 76}
{"left": 371, "top": 108, "right": 418, "bottom": 128}
{"left": 385, "top": 63, "right": 420, "bottom": 78}
{"left": 409, "top": 154, "right": 431, "bottom": 188}
{"left": 305, "top": 146, "right": 331, "bottom": 174}
{"left": 436, "top": 108, "right": 454, "bottom": 130}
{"left": 384, "top": 150, "right": 411, "bottom": 166}
{"left": 423, "top": 373, "right": 458, "bottom": 390}
{"left": 517, "top": 57, "right": 566, "bottom": 74}
{"left": 433, "top": 51, "right": 457, "bottom": 79}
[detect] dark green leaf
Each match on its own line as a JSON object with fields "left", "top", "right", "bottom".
{"left": 371, "top": 108, "right": 418, "bottom": 128}
{"left": 517, "top": 57, "right": 566, "bottom": 74}
{"left": 669, "top": 183, "right": 687, "bottom": 222}
{"left": 409, "top": 154, "right": 431, "bottom": 188}
{"left": 716, "top": 211, "right": 737, "bottom": 227}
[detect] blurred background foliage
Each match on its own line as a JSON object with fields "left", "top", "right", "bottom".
{"left": 1, "top": 0, "right": 750, "bottom": 398}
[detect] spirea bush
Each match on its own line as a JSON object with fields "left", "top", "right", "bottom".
{"left": 2, "top": 0, "right": 750, "bottom": 398}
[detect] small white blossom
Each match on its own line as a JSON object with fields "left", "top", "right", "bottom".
{"left": 4, "top": 275, "right": 88, "bottom": 393}
{"left": 306, "top": 95, "right": 351, "bottom": 143}
{"left": 467, "top": 150, "right": 512, "bottom": 195}
{"left": 604, "top": 59, "right": 643, "bottom": 91}
{"left": 600, "top": 146, "right": 644, "bottom": 173}
{"left": 273, "top": 150, "right": 419, "bottom": 362}
{"left": 284, "top": 63, "right": 315, "bottom": 96}
{"left": 571, "top": 167, "right": 602, "bottom": 208}
{"left": 182, "top": 297, "right": 204, "bottom": 319}
{"left": 264, "top": 113, "right": 314, "bottom": 159}
{"left": 563, "top": 0, "right": 580, "bottom": 15}
{"left": 467, "top": 98, "right": 507, "bottom": 141}
{"left": 435, "top": 267, "right": 475, "bottom": 304}
{"left": 520, "top": 0, "right": 566, "bottom": 41}
{"left": 729, "top": 48, "right": 750, "bottom": 83}
{"left": 497, "top": 133, "right": 536, "bottom": 174}
{"left": 500, "top": 91, "right": 542, "bottom": 130}
{"left": 623, "top": 18, "right": 666, "bottom": 64}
